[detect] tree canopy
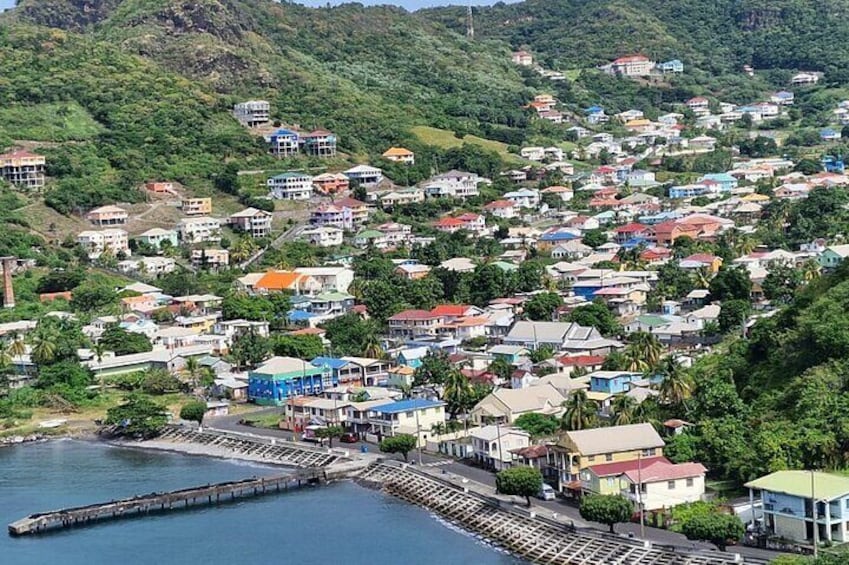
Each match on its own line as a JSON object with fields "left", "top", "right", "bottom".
{"left": 495, "top": 466, "right": 543, "bottom": 507}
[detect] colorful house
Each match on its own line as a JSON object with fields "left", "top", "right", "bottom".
{"left": 248, "top": 356, "right": 335, "bottom": 406}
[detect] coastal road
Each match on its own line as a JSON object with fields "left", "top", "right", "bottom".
{"left": 206, "top": 411, "right": 778, "bottom": 561}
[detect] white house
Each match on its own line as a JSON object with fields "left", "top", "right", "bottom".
{"left": 267, "top": 172, "right": 314, "bottom": 200}
{"left": 178, "top": 217, "right": 222, "bottom": 244}
{"left": 367, "top": 399, "right": 446, "bottom": 447}
{"left": 344, "top": 165, "right": 384, "bottom": 187}
{"left": 470, "top": 425, "right": 531, "bottom": 471}
{"left": 621, "top": 460, "right": 707, "bottom": 511}
{"left": 293, "top": 267, "right": 354, "bottom": 293}
{"left": 504, "top": 188, "right": 541, "bottom": 209}
{"left": 423, "top": 170, "right": 489, "bottom": 200}
{"left": 229, "top": 207, "right": 272, "bottom": 238}
{"left": 77, "top": 229, "right": 130, "bottom": 259}
{"left": 300, "top": 226, "right": 343, "bottom": 247}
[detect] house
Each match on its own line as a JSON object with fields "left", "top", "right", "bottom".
{"left": 300, "top": 129, "right": 337, "bottom": 157}
{"left": 504, "top": 188, "right": 541, "bottom": 209}
{"left": 382, "top": 147, "right": 415, "bottom": 165}
{"left": 311, "top": 357, "right": 364, "bottom": 386}
{"left": 229, "top": 207, "right": 272, "bottom": 238}
{"left": 343, "top": 165, "right": 384, "bottom": 187}
{"left": 178, "top": 217, "right": 221, "bottom": 243}
{"left": 621, "top": 460, "right": 707, "bottom": 510}
{"left": 681, "top": 253, "right": 723, "bottom": 273}
{"left": 745, "top": 470, "right": 849, "bottom": 544}
{"left": 77, "top": 229, "right": 130, "bottom": 259}
{"left": 252, "top": 270, "right": 322, "bottom": 295}
{"left": 541, "top": 185, "right": 573, "bottom": 202}
{"left": 484, "top": 199, "right": 517, "bottom": 219}
{"left": 470, "top": 425, "right": 531, "bottom": 471}
{"left": 791, "top": 72, "right": 819, "bottom": 85}
{"left": 606, "top": 55, "right": 655, "bottom": 77}
{"left": 119, "top": 256, "right": 176, "bottom": 276}
{"left": 267, "top": 172, "right": 313, "bottom": 200}
{"left": 439, "top": 257, "right": 476, "bottom": 273}
{"left": 137, "top": 228, "right": 178, "bottom": 250}
{"left": 821, "top": 128, "right": 842, "bottom": 141}
{"left": 689, "top": 135, "right": 717, "bottom": 151}
{"left": 423, "top": 170, "right": 488, "bottom": 200}
{"left": 582, "top": 456, "right": 670, "bottom": 496}
{"left": 191, "top": 248, "right": 229, "bottom": 269}
{"left": 0, "top": 150, "right": 45, "bottom": 189}
{"left": 433, "top": 213, "right": 486, "bottom": 234}
{"left": 818, "top": 245, "right": 849, "bottom": 270}
{"left": 588, "top": 371, "right": 643, "bottom": 395}
{"left": 268, "top": 128, "right": 300, "bottom": 158}
{"left": 470, "top": 384, "right": 566, "bottom": 424}
{"left": 388, "top": 309, "right": 443, "bottom": 338}
{"left": 293, "top": 267, "right": 354, "bottom": 293}
{"left": 699, "top": 173, "right": 738, "bottom": 192}
{"left": 145, "top": 181, "right": 176, "bottom": 195}
{"left": 511, "top": 50, "right": 533, "bottom": 66}
{"left": 312, "top": 173, "right": 349, "bottom": 195}
{"left": 300, "top": 226, "right": 343, "bottom": 248}
{"left": 657, "top": 59, "right": 683, "bottom": 74}
{"left": 613, "top": 223, "right": 651, "bottom": 245}
{"left": 380, "top": 188, "right": 425, "bottom": 208}
{"left": 551, "top": 240, "right": 592, "bottom": 260}
{"left": 502, "top": 321, "right": 614, "bottom": 353}
{"left": 86, "top": 205, "right": 128, "bottom": 226}
{"left": 232, "top": 100, "right": 270, "bottom": 127}
{"left": 248, "top": 356, "right": 335, "bottom": 406}
{"left": 771, "top": 91, "right": 795, "bottom": 105}
{"left": 551, "top": 423, "right": 665, "bottom": 491}
{"left": 181, "top": 198, "right": 213, "bottom": 216}
{"left": 394, "top": 263, "right": 431, "bottom": 280}
{"left": 685, "top": 97, "right": 710, "bottom": 114}
{"left": 368, "top": 399, "right": 446, "bottom": 446}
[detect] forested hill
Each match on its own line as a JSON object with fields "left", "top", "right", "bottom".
{"left": 426, "top": 0, "right": 849, "bottom": 82}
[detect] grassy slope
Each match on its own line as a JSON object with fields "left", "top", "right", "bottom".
{"left": 0, "top": 102, "right": 103, "bottom": 141}
{"left": 411, "top": 126, "right": 523, "bottom": 163}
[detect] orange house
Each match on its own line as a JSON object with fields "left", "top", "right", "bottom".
{"left": 653, "top": 220, "right": 701, "bottom": 247}
{"left": 254, "top": 270, "right": 321, "bottom": 294}
{"left": 312, "top": 173, "right": 350, "bottom": 195}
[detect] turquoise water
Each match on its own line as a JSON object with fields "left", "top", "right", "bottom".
{"left": 1, "top": 440, "right": 521, "bottom": 565}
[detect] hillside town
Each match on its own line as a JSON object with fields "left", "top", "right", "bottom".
{"left": 5, "top": 34, "right": 849, "bottom": 560}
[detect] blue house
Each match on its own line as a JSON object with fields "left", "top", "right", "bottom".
{"left": 248, "top": 356, "right": 334, "bottom": 406}
{"left": 585, "top": 105, "right": 604, "bottom": 115}
{"left": 746, "top": 470, "right": 849, "bottom": 544}
{"left": 310, "top": 356, "right": 365, "bottom": 386}
{"left": 539, "top": 229, "right": 580, "bottom": 245}
{"left": 669, "top": 184, "right": 708, "bottom": 199}
{"left": 397, "top": 346, "right": 429, "bottom": 368}
{"left": 588, "top": 371, "right": 642, "bottom": 394}
{"left": 488, "top": 344, "right": 529, "bottom": 363}
{"left": 823, "top": 155, "right": 845, "bottom": 173}
{"left": 268, "top": 128, "right": 300, "bottom": 158}
{"left": 821, "top": 128, "right": 842, "bottom": 141}
{"left": 698, "top": 173, "right": 738, "bottom": 192}
{"left": 657, "top": 59, "right": 684, "bottom": 73}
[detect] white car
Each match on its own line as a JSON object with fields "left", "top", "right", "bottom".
{"left": 538, "top": 484, "right": 557, "bottom": 501}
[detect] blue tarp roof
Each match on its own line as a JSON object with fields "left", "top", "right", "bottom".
{"left": 288, "top": 310, "right": 315, "bottom": 321}
{"left": 371, "top": 399, "right": 445, "bottom": 414}
{"left": 311, "top": 356, "right": 349, "bottom": 369}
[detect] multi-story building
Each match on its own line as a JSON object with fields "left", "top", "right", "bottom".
{"left": 178, "top": 216, "right": 222, "bottom": 243}
{"left": 470, "top": 425, "right": 531, "bottom": 471}
{"left": 248, "top": 356, "right": 336, "bottom": 406}
{"left": 77, "top": 229, "right": 131, "bottom": 259}
{"left": 310, "top": 204, "right": 350, "bottom": 230}
{"left": 606, "top": 55, "right": 656, "bottom": 77}
{"left": 343, "top": 165, "right": 383, "bottom": 187}
{"left": 388, "top": 309, "right": 445, "bottom": 338}
{"left": 0, "top": 150, "right": 46, "bottom": 189}
{"left": 136, "top": 228, "right": 178, "bottom": 250}
{"left": 300, "top": 226, "right": 343, "bottom": 247}
{"left": 367, "top": 399, "right": 446, "bottom": 446}
{"left": 181, "top": 197, "right": 212, "bottom": 216}
{"left": 312, "top": 173, "right": 349, "bottom": 195}
{"left": 229, "top": 207, "right": 272, "bottom": 238}
{"left": 379, "top": 188, "right": 425, "bottom": 208}
{"left": 381, "top": 147, "right": 415, "bottom": 165}
{"left": 86, "top": 205, "right": 128, "bottom": 226}
{"left": 301, "top": 129, "right": 337, "bottom": 158}
{"left": 511, "top": 50, "right": 533, "bottom": 66}
{"left": 267, "top": 172, "right": 313, "bottom": 200}
{"left": 232, "top": 100, "right": 270, "bottom": 127}
{"left": 268, "top": 128, "right": 300, "bottom": 158}
{"left": 423, "top": 170, "right": 489, "bottom": 200}
{"left": 293, "top": 267, "right": 354, "bottom": 293}
{"left": 191, "top": 248, "right": 229, "bottom": 269}
{"left": 118, "top": 256, "right": 176, "bottom": 277}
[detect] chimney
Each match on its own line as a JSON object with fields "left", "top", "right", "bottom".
{"left": 1, "top": 257, "right": 15, "bottom": 309}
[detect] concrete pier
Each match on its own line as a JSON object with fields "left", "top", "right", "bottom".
{"left": 9, "top": 469, "right": 323, "bottom": 536}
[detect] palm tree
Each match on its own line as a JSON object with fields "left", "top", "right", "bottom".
{"left": 624, "top": 332, "right": 663, "bottom": 372}
{"left": 92, "top": 341, "right": 107, "bottom": 392}
{"left": 30, "top": 328, "right": 58, "bottom": 366}
{"left": 363, "top": 336, "right": 385, "bottom": 360}
{"left": 611, "top": 395, "right": 638, "bottom": 426}
{"left": 7, "top": 335, "right": 26, "bottom": 358}
{"left": 801, "top": 259, "right": 821, "bottom": 282}
{"left": 658, "top": 357, "right": 692, "bottom": 406}
{"left": 561, "top": 390, "right": 599, "bottom": 431}
{"left": 184, "top": 356, "right": 201, "bottom": 392}
{"left": 443, "top": 369, "right": 474, "bottom": 419}
{"left": 693, "top": 267, "right": 712, "bottom": 290}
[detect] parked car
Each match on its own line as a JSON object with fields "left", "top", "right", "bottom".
{"left": 339, "top": 432, "right": 358, "bottom": 443}
{"left": 538, "top": 484, "right": 557, "bottom": 501}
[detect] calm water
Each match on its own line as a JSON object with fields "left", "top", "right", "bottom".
{"left": 1, "top": 440, "right": 521, "bottom": 565}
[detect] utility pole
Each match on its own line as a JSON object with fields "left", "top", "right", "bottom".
{"left": 637, "top": 451, "right": 645, "bottom": 539}
{"left": 812, "top": 470, "right": 818, "bottom": 559}
{"left": 495, "top": 419, "right": 503, "bottom": 471}
{"left": 466, "top": 1, "right": 474, "bottom": 39}
{"left": 415, "top": 408, "right": 423, "bottom": 466}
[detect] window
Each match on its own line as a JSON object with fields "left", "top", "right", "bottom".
{"left": 642, "top": 448, "right": 656, "bottom": 457}
{"left": 587, "top": 455, "right": 595, "bottom": 463}
{"left": 605, "top": 454, "right": 613, "bottom": 462}
{"left": 668, "top": 480, "right": 676, "bottom": 490}
{"left": 686, "top": 478, "right": 694, "bottom": 487}
{"left": 607, "top": 477, "right": 615, "bottom": 487}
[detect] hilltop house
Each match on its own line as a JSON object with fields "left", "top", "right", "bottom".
{"left": 229, "top": 207, "right": 272, "bottom": 238}
{"left": 268, "top": 128, "right": 300, "bottom": 158}
{"left": 137, "top": 228, "right": 178, "bottom": 250}
{"left": 657, "top": 59, "right": 683, "bottom": 73}
{"left": 233, "top": 100, "right": 270, "bottom": 127}
{"left": 191, "top": 248, "right": 229, "bottom": 269}
{"left": 344, "top": 165, "right": 384, "bottom": 187}
{"left": 178, "top": 217, "right": 221, "bottom": 243}
{"left": 511, "top": 50, "right": 533, "bottom": 66}
{"left": 267, "top": 172, "right": 313, "bottom": 200}
{"left": 0, "top": 150, "right": 45, "bottom": 189}
{"left": 77, "top": 229, "right": 130, "bottom": 259}
{"left": 604, "top": 55, "right": 655, "bottom": 77}
{"left": 423, "top": 170, "right": 489, "bottom": 200}
{"left": 300, "top": 226, "right": 343, "bottom": 248}
{"left": 301, "top": 130, "right": 337, "bottom": 157}
{"left": 312, "top": 173, "right": 349, "bottom": 195}
{"left": 382, "top": 147, "right": 415, "bottom": 165}
{"left": 181, "top": 197, "right": 212, "bottom": 216}
{"left": 86, "top": 205, "right": 128, "bottom": 226}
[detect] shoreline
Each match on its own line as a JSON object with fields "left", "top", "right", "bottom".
{"left": 105, "top": 437, "right": 299, "bottom": 469}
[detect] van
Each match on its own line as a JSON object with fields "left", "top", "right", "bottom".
{"left": 538, "top": 484, "right": 556, "bottom": 501}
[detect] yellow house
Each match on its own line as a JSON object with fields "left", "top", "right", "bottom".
{"left": 551, "top": 423, "right": 665, "bottom": 493}
{"left": 182, "top": 197, "right": 213, "bottom": 216}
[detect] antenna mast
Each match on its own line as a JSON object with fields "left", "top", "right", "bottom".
{"left": 466, "top": 2, "right": 474, "bottom": 39}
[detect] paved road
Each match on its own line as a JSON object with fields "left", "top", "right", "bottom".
{"left": 206, "top": 410, "right": 779, "bottom": 561}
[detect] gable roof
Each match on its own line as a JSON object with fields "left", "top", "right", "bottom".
{"left": 561, "top": 423, "right": 664, "bottom": 456}
{"left": 745, "top": 471, "right": 849, "bottom": 501}
{"left": 587, "top": 456, "right": 670, "bottom": 477}
{"left": 255, "top": 271, "right": 308, "bottom": 291}
{"left": 622, "top": 461, "right": 707, "bottom": 483}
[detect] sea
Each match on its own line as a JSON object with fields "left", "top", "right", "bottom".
{"left": 0, "top": 440, "right": 524, "bottom": 565}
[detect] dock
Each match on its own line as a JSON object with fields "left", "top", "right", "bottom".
{"left": 359, "top": 462, "right": 769, "bottom": 565}
{"left": 9, "top": 469, "right": 323, "bottom": 536}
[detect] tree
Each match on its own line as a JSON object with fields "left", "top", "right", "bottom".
{"left": 379, "top": 434, "right": 418, "bottom": 462}
{"left": 561, "top": 390, "right": 598, "bottom": 431}
{"left": 762, "top": 264, "right": 804, "bottom": 304}
{"left": 322, "top": 313, "right": 379, "bottom": 356}
{"left": 611, "top": 395, "right": 638, "bottom": 426}
{"left": 794, "top": 158, "right": 822, "bottom": 175}
{"left": 582, "top": 229, "right": 608, "bottom": 249}
{"left": 105, "top": 393, "right": 168, "bottom": 438}
{"left": 658, "top": 356, "right": 692, "bottom": 406}
{"left": 69, "top": 282, "right": 118, "bottom": 312}
{"left": 709, "top": 267, "right": 752, "bottom": 302}
{"left": 179, "top": 400, "right": 207, "bottom": 428}
{"left": 718, "top": 299, "right": 751, "bottom": 334}
{"left": 183, "top": 356, "right": 201, "bottom": 390}
{"left": 272, "top": 334, "right": 325, "bottom": 359}
{"left": 566, "top": 301, "right": 620, "bottom": 336}
{"left": 413, "top": 351, "right": 454, "bottom": 387}
{"left": 623, "top": 331, "right": 663, "bottom": 372}
{"left": 514, "top": 412, "right": 560, "bottom": 437}
{"left": 529, "top": 344, "right": 556, "bottom": 363}
{"left": 579, "top": 494, "right": 633, "bottom": 533}
{"left": 315, "top": 425, "right": 344, "bottom": 447}
{"left": 99, "top": 326, "right": 152, "bottom": 355}
{"left": 525, "top": 292, "right": 563, "bottom": 321}
{"left": 495, "top": 466, "right": 543, "bottom": 507}
{"left": 230, "top": 328, "right": 270, "bottom": 369}
{"left": 442, "top": 369, "right": 475, "bottom": 419}
{"left": 681, "top": 513, "right": 744, "bottom": 551}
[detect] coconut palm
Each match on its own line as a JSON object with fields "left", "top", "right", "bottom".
{"left": 624, "top": 331, "right": 663, "bottom": 372}
{"left": 7, "top": 335, "right": 26, "bottom": 358}
{"left": 363, "top": 336, "right": 385, "bottom": 360}
{"left": 693, "top": 267, "right": 712, "bottom": 290}
{"left": 801, "top": 259, "right": 821, "bottom": 282}
{"left": 658, "top": 357, "right": 692, "bottom": 406}
{"left": 184, "top": 356, "right": 201, "bottom": 391}
{"left": 92, "top": 341, "right": 107, "bottom": 392}
{"left": 443, "top": 369, "right": 474, "bottom": 419}
{"left": 561, "top": 390, "right": 599, "bottom": 431}
{"left": 611, "top": 395, "right": 638, "bottom": 426}
{"left": 30, "top": 328, "right": 58, "bottom": 366}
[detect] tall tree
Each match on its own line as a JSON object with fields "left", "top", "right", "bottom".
{"left": 561, "top": 390, "right": 598, "bottom": 431}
